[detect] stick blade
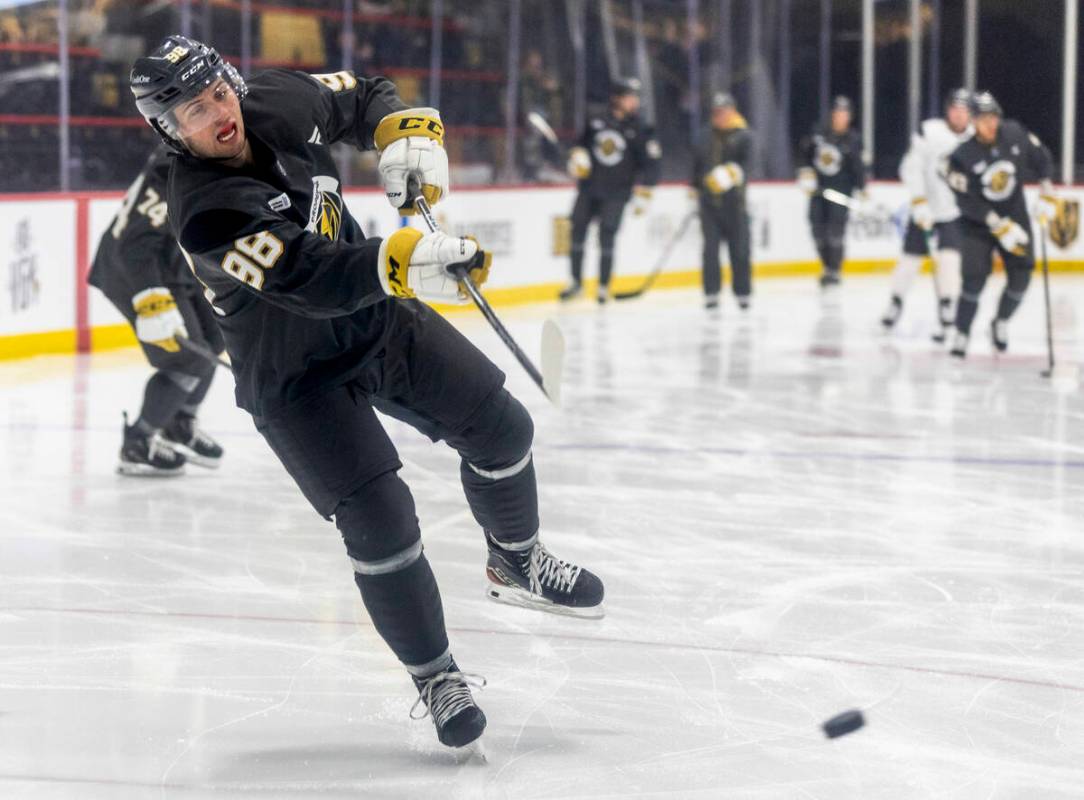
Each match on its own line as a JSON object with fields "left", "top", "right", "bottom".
{"left": 540, "top": 318, "right": 565, "bottom": 407}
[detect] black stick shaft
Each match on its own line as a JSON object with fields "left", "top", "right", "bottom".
{"left": 412, "top": 194, "right": 549, "bottom": 398}
{"left": 177, "top": 335, "right": 231, "bottom": 370}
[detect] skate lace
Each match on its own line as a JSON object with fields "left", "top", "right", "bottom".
{"left": 190, "top": 427, "right": 214, "bottom": 449}
{"left": 528, "top": 544, "right": 581, "bottom": 595}
{"left": 147, "top": 433, "right": 172, "bottom": 463}
{"left": 409, "top": 671, "right": 486, "bottom": 724}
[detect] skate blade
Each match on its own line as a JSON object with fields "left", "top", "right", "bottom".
{"left": 485, "top": 583, "right": 604, "bottom": 620}
{"left": 165, "top": 443, "right": 222, "bottom": 469}
{"left": 116, "top": 462, "right": 185, "bottom": 477}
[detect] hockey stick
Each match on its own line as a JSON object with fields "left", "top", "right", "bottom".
{"left": 177, "top": 335, "right": 231, "bottom": 370}
{"left": 526, "top": 111, "right": 560, "bottom": 148}
{"left": 821, "top": 187, "right": 861, "bottom": 211}
{"left": 409, "top": 185, "right": 565, "bottom": 405}
{"left": 613, "top": 210, "right": 697, "bottom": 301}
{"left": 1038, "top": 219, "right": 1055, "bottom": 378}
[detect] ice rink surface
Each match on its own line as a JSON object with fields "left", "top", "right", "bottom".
{"left": 2, "top": 274, "right": 1083, "bottom": 799}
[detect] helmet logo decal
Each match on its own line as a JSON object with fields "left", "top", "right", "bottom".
{"left": 163, "top": 45, "right": 190, "bottom": 64}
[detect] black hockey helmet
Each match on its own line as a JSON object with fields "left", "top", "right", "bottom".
{"left": 130, "top": 35, "right": 247, "bottom": 152}
{"left": 944, "top": 87, "right": 971, "bottom": 109}
{"left": 711, "top": 91, "right": 736, "bottom": 109}
{"left": 969, "top": 91, "right": 1002, "bottom": 117}
{"left": 831, "top": 95, "right": 853, "bottom": 112}
{"left": 610, "top": 76, "right": 642, "bottom": 97}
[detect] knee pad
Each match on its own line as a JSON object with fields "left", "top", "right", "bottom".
{"left": 335, "top": 470, "right": 421, "bottom": 568}
{"left": 460, "top": 390, "right": 534, "bottom": 476}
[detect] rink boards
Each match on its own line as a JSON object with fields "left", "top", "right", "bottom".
{"left": 2, "top": 181, "right": 1083, "bottom": 359}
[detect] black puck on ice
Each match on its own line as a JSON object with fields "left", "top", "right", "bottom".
{"left": 822, "top": 709, "right": 865, "bottom": 739}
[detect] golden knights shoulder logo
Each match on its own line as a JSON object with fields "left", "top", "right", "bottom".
{"left": 1049, "top": 198, "right": 1080, "bottom": 249}
{"left": 306, "top": 175, "right": 343, "bottom": 242}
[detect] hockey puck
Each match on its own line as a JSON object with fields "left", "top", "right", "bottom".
{"left": 822, "top": 709, "right": 865, "bottom": 739}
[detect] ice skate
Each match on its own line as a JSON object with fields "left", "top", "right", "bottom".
{"left": 819, "top": 269, "right": 841, "bottom": 289}
{"left": 162, "top": 411, "right": 223, "bottom": 468}
{"left": 705, "top": 293, "right": 720, "bottom": 310}
{"left": 558, "top": 281, "right": 582, "bottom": 302}
{"left": 949, "top": 330, "right": 969, "bottom": 359}
{"left": 117, "top": 414, "right": 186, "bottom": 477}
{"left": 881, "top": 295, "right": 903, "bottom": 329}
{"left": 410, "top": 658, "right": 487, "bottom": 748}
{"left": 932, "top": 298, "right": 953, "bottom": 343}
{"left": 990, "top": 318, "right": 1009, "bottom": 353}
{"left": 485, "top": 533, "right": 604, "bottom": 618}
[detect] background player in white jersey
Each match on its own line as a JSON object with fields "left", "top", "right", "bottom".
{"left": 881, "top": 89, "right": 973, "bottom": 340}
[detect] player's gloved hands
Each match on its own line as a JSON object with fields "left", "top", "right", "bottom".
{"left": 378, "top": 228, "right": 492, "bottom": 304}
{"left": 1036, "top": 181, "right": 1060, "bottom": 228}
{"left": 631, "top": 186, "right": 653, "bottom": 216}
{"left": 910, "top": 197, "right": 934, "bottom": 230}
{"left": 567, "top": 147, "right": 591, "bottom": 179}
{"left": 132, "top": 287, "right": 187, "bottom": 353}
{"left": 797, "top": 167, "right": 817, "bottom": 196}
{"left": 375, "top": 108, "right": 449, "bottom": 215}
{"left": 989, "top": 215, "right": 1029, "bottom": 256}
{"left": 704, "top": 162, "right": 744, "bottom": 195}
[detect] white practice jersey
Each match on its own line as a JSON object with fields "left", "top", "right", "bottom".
{"left": 898, "top": 118, "right": 974, "bottom": 223}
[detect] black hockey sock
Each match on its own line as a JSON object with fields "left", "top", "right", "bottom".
{"left": 182, "top": 368, "right": 215, "bottom": 411}
{"left": 353, "top": 553, "right": 449, "bottom": 668}
{"left": 570, "top": 246, "right": 584, "bottom": 284}
{"left": 996, "top": 288, "right": 1024, "bottom": 321}
{"left": 461, "top": 455, "right": 539, "bottom": 546}
{"left": 827, "top": 241, "right": 844, "bottom": 274}
{"left": 137, "top": 371, "right": 193, "bottom": 430}
{"left": 599, "top": 248, "right": 615, "bottom": 288}
{"left": 955, "top": 293, "right": 980, "bottom": 334}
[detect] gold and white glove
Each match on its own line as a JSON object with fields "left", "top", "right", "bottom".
{"left": 704, "top": 162, "right": 744, "bottom": 195}
{"left": 567, "top": 146, "right": 591, "bottom": 179}
{"left": 797, "top": 167, "right": 817, "bottom": 196}
{"left": 132, "top": 287, "right": 186, "bottom": 352}
{"left": 1036, "top": 181, "right": 1059, "bottom": 227}
{"left": 988, "top": 214, "right": 1029, "bottom": 256}
{"left": 378, "top": 228, "right": 492, "bottom": 304}
{"left": 375, "top": 108, "right": 449, "bottom": 214}
{"left": 910, "top": 197, "right": 934, "bottom": 230}
{"left": 631, "top": 186, "right": 653, "bottom": 216}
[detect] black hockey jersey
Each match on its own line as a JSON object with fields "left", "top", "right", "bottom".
{"left": 691, "top": 119, "right": 753, "bottom": 207}
{"left": 799, "top": 125, "right": 867, "bottom": 195}
{"left": 575, "top": 111, "right": 661, "bottom": 195}
{"left": 167, "top": 67, "right": 417, "bottom": 417}
{"left": 88, "top": 146, "right": 195, "bottom": 305}
{"left": 945, "top": 119, "right": 1053, "bottom": 229}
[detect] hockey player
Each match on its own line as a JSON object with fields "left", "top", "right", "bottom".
{"left": 881, "top": 89, "right": 973, "bottom": 340}
{"left": 560, "top": 77, "right": 661, "bottom": 304}
{"left": 130, "top": 35, "right": 602, "bottom": 749}
{"left": 944, "top": 92, "right": 1056, "bottom": 357}
{"left": 797, "top": 96, "right": 868, "bottom": 287}
{"left": 87, "top": 145, "right": 226, "bottom": 476}
{"left": 693, "top": 92, "right": 753, "bottom": 311}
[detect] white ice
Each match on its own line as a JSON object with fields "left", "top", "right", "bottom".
{"left": 2, "top": 274, "right": 1083, "bottom": 799}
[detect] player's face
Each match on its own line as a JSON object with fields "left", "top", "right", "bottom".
{"left": 831, "top": 108, "right": 850, "bottom": 133}
{"left": 945, "top": 103, "right": 970, "bottom": 133}
{"left": 711, "top": 106, "right": 730, "bottom": 129}
{"left": 614, "top": 93, "right": 640, "bottom": 116}
{"left": 174, "top": 79, "right": 246, "bottom": 161}
{"left": 974, "top": 113, "right": 1000, "bottom": 144}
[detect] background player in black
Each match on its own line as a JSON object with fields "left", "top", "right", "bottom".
{"left": 692, "top": 92, "right": 753, "bottom": 310}
{"left": 944, "top": 92, "right": 1056, "bottom": 358}
{"left": 797, "top": 96, "right": 868, "bottom": 287}
{"left": 560, "top": 77, "right": 661, "bottom": 304}
{"left": 87, "top": 145, "right": 225, "bottom": 476}
{"left": 130, "top": 36, "right": 602, "bottom": 749}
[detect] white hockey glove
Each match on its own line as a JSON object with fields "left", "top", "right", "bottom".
{"left": 704, "top": 162, "right": 744, "bottom": 195}
{"left": 132, "top": 287, "right": 187, "bottom": 353}
{"left": 909, "top": 197, "right": 934, "bottom": 230}
{"left": 630, "top": 186, "right": 653, "bottom": 216}
{"left": 797, "top": 167, "right": 817, "bottom": 196}
{"left": 378, "top": 228, "right": 492, "bottom": 304}
{"left": 567, "top": 147, "right": 592, "bottom": 180}
{"left": 375, "top": 108, "right": 449, "bottom": 215}
{"left": 988, "top": 215, "right": 1029, "bottom": 256}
